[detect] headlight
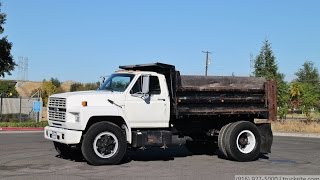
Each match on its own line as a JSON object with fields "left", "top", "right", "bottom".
{"left": 70, "top": 112, "right": 80, "bottom": 122}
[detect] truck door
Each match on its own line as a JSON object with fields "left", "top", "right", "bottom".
{"left": 125, "top": 75, "right": 170, "bottom": 128}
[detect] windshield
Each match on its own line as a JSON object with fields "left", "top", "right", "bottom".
{"left": 98, "top": 73, "right": 135, "bottom": 92}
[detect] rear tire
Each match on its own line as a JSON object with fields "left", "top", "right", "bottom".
{"left": 81, "top": 121, "right": 127, "bottom": 165}
{"left": 218, "top": 123, "right": 232, "bottom": 158}
{"left": 224, "top": 121, "right": 261, "bottom": 162}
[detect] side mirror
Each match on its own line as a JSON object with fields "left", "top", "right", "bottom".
{"left": 142, "top": 75, "right": 150, "bottom": 94}
{"left": 98, "top": 76, "right": 106, "bottom": 90}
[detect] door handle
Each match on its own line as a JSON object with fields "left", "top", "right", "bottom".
{"left": 158, "top": 98, "right": 166, "bottom": 101}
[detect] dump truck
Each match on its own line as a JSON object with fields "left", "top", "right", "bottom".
{"left": 44, "top": 63, "right": 276, "bottom": 165}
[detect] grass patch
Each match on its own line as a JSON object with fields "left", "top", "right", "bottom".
{"left": 272, "top": 120, "right": 320, "bottom": 133}
{"left": 0, "top": 121, "right": 48, "bottom": 128}
{"left": 286, "top": 112, "right": 320, "bottom": 121}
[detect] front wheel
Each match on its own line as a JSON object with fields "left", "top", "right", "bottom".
{"left": 81, "top": 122, "right": 127, "bottom": 165}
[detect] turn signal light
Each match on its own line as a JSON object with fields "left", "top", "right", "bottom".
{"left": 82, "top": 101, "right": 88, "bottom": 107}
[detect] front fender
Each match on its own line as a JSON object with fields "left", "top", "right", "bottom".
{"left": 80, "top": 106, "right": 132, "bottom": 143}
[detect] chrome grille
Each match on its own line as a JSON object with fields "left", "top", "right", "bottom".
{"left": 48, "top": 110, "right": 66, "bottom": 121}
{"left": 48, "top": 97, "right": 66, "bottom": 108}
{"left": 48, "top": 97, "right": 66, "bottom": 122}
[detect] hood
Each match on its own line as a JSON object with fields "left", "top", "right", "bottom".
{"left": 50, "top": 90, "right": 114, "bottom": 98}
{"left": 49, "top": 90, "right": 125, "bottom": 108}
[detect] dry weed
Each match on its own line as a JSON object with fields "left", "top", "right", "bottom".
{"left": 272, "top": 120, "right": 320, "bottom": 133}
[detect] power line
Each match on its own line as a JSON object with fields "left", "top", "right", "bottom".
{"left": 202, "top": 51, "right": 212, "bottom": 76}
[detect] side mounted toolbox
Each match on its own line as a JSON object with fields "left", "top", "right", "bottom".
{"left": 131, "top": 130, "right": 172, "bottom": 148}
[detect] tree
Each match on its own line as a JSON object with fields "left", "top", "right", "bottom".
{"left": 299, "top": 83, "right": 318, "bottom": 121}
{"left": 289, "top": 82, "right": 319, "bottom": 122}
{"left": 49, "top": 77, "right": 64, "bottom": 93}
{"left": 50, "top": 77, "right": 61, "bottom": 88}
{"left": 41, "top": 80, "right": 57, "bottom": 106}
{"left": 277, "top": 75, "right": 290, "bottom": 120}
{"left": 253, "top": 40, "right": 278, "bottom": 80}
{"left": 29, "top": 78, "right": 66, "bottom": 106}
{"left": 0, "top": 80, "right": 18, "bottom": 97}
{"left": 0, "top": 3, "right": 16, "bottom": 77}
{"left": 253, "top": 40, "right": 289, "bottom": 119}
{"left": 291, "top": 61, "right": 320, "bottom": 121}
{"left": 70, "top": 82, "right": 99, "bottom": 92}
{"left": 295, "top": 61, "right": 319, "bottom": 84}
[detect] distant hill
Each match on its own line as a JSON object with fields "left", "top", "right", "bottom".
{"left": 15, "top": 81, "right": 42, "bottom": 98}
{"left": 15, "top": 81, "right": 75, "bottom": 98}
{"left": 60, "top": 81, "right": 75, "bottom": 92}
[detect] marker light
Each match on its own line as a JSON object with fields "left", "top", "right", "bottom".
{"left": 82, "top": 101, "right": 88, "bottom": 107}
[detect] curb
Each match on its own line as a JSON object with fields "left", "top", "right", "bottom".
{"left": 0, "top": 127, "right": 44, "bottom": 131}
{"left": 273, "top": 132, "right": 320, "bottom": 139}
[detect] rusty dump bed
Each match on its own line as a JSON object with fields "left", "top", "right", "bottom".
{"left": 177, "top": 75, "right": 277, "bottom": 121}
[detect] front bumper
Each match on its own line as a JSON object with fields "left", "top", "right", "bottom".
{"left": 44, "top": 126, "right": 82, "bottom": 144}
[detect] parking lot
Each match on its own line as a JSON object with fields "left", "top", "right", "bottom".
{"left": 0, "top": 132, "right": 319, "bottom": 180}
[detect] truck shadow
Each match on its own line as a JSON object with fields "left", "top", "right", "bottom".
{"left": 54, "top": 146, "right": 194, "bottom": 164}
{"left": 55, "top": 154, "right": 86, "bottom": 163}
{"left": 124, "top": 146, "right": 190, "bottom": 162}
{"left": 55, "top": 145, "right": 265, "bottom": 164}
{"left": 122, "top": 145, "right": 219, "bottom": 163}
{"left": 124, "top": 145, "right": 270, "bottom": 163}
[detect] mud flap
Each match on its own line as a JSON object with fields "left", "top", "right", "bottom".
{"left": 257, "top": 123, "right": 273, "bottom": 154}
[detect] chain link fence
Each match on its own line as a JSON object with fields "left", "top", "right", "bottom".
{"left": 0, "top": 97, "right": 42, "bottom": 122}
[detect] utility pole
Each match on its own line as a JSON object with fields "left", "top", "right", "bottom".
{"left": 250, "top": 53, "right": 254, "bottom": 76}
{"left": 202, "top": 51, "right": 212, "bottom": 76}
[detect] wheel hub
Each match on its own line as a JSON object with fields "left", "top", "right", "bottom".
{"left": 238, "top": 134, "right": 249, "bottom": 147}
{"left": 236, "top": 130, "right": 256, "bottom": 154}
{"left": 93, "top": 132, "right": 119, "bottom": 158}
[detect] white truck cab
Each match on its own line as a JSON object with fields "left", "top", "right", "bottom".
{"left": 45, "top": 70, "right": 171, "bottom": 165}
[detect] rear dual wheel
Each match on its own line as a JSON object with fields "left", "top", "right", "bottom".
{"left": 218, "top": 121, "right": 261, "bottom": 162}
{"left": 218, "top": 123, "right": 232, "bottom": 158}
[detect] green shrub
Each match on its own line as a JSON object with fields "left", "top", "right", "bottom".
{"left": 0, "top": 121, "right": 48, "bottom": 127}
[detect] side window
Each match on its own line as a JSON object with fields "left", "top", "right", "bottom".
{"left": 130, "top": 75, "right": 161, "bottom": 95}
{"left": 149, "top": 76, "right": 161, "bottom": 95}
{"left": 130, "top": 77, "right": 142, "bottom": 94}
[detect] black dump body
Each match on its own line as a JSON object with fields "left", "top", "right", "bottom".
{"left": 178, "top": 75, "right": 276, "bottom": 121}
{"left": 120, "top": 63, "right": 277, "bottom": 121}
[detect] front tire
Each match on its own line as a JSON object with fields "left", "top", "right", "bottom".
{"left": 81, "top": 122, "right": 127, "bottom": 165}
{"left": 224, "top": 121, "right": 261, "bottom": 162}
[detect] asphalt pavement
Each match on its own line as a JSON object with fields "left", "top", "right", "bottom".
{"left": 0, "top": 132, "right": 320, "bottom": 180}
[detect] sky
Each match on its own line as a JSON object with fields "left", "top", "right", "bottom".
{"left": 1, "top": 0, "right": 319, "bottom": 83}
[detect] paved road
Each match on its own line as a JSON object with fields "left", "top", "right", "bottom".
{"left": 0, "top": 132, "right": 319, "bottom": 180}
